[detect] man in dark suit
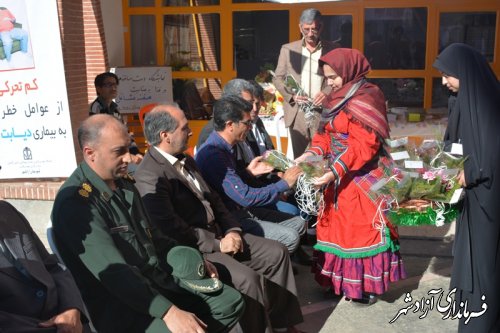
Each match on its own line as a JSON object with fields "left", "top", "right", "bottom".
{"left": 134, "top": 104, "right": 304, "bottom": 333}
{"left": 246, "top": 80, "right": 276, "bottom": 158}
{"left": 0, "top": 200, "right": 86, "bottom": 333}
{"left": 273, "top": 8, "right": 337, "bottom": 158}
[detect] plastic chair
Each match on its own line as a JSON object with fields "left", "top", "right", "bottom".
{"left": 138, "top": 103, "right": 158, "bottom": 129}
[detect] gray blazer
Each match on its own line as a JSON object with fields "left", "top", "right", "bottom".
{"left": 273, "top": 39, "right": 337, "bottom": 128}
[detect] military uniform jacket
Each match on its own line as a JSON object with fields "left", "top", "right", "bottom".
{"left": 134, "top": 148, "right": 241, "bottom": 254}
{"left": 0, "top": 201, "right": 86, "bottom": 332}
{"left": 51, "top": 162, "right": 179, "bottom": 331}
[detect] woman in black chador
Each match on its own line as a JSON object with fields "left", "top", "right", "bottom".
{"left": 434, "top": 43, "right": 500, "bottom": 332}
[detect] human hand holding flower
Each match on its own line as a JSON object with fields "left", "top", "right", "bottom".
{"left": 313, "top": 171, "right": 336, "bottom": 186}
{"left": 294, "top": 152, "right": 313, "bottom": 164}
{"left": 312, "top": 91, "right": 327, "bottom": 106}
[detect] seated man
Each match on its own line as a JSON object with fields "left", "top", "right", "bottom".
{"left": 134, "top": 104, "right": 304, "bottom": 332}
{"left": 248, "top": 80, "right": 301, "bottom": 216}
{"left": 196, "top": 96, "right": 306, "bottom": 254}
{"left": 0, "top": 200, "right": 87, "bottom": 333}
{"left": 198, "top": 79, "right": 300, "bottom": 217}
{"left": 196, "top": 79, "right": 261, "bottom": 168}
{"left": 246, "top": 80, "right": 275, "bottom": 157}
{"left": 51, "top": 114, "right": 244, "bottom": 333}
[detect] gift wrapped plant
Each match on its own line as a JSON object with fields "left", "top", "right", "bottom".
{"left": 373, "top": 170, "right": 413, "bottom": 203}
{"left": 262, "top": 150, "right": 295, "bottom": 172}
{"left": 298, "top": 156, "right": 327, "bottom": 178}
{"left": 262, "top": 150, "right": 326, "bottom": 178}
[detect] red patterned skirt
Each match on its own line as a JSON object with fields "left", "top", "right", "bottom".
{"left": 312, "top": 249, "right": 407, "bottom": 300}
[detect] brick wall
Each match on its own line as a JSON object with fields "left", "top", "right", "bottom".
{"left": 0, "top": 0, "right": 108, "bottom": 201}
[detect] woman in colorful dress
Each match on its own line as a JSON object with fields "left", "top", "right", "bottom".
{"left": 297, "top": 48, "right": 406, "bottom": 304}
{"left": 433, "top": 43, "right": 500, "bottom": 332}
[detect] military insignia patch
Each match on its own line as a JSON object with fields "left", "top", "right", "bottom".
{"left": 78, "top": 189, "right": 89, "bottom": 198}
{"left": 82, "top": 183, "right": 92, "bottom": 192}
{"left": 101, "top": 192, "right": 111, "bottom": 201}
{"left": 78, "top": 182, "right": 92, "bottom": 198}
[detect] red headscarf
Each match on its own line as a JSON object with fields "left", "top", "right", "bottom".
{"left": 319, "top": 48, "right": 389, "bottom": 139}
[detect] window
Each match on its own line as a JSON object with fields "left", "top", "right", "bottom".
{"left": 130, "top": 15, "right": 157, "bottom": 66}
{"left": 432, "top": 77, "right": 451, "bottom": 108}
{"left": 122, "top": 0, "right": 499, "bottom": 110}
{"left": 364, "top": 8, "right": 427, "bottom": 69}
{"left": 129, "top": 0, "right": 154, "bottom": 7}
{"left": 439, "top": 12, "right": 496, "bottom": 62}
{"left": 322, "top": 15, "right": 352, "bottom": 48}
{"left": 164, "top": 14, "right": 221, "bottom": 71}
{"left": 369, "top": 78, "right": 425, "bottom": 107}
{"left": 163, "top": 0, "right": 219, "bottom": 6}
{"left": 233, "top": 11, "right": 289, "bottom": 80}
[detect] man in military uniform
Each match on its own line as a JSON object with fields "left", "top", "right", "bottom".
{"left": 51, "top": 114, "right": 244, "bottom": 333}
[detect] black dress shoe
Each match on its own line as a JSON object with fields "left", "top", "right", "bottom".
{"left": 346, "top": 294, "right": 378, "bottom": 306}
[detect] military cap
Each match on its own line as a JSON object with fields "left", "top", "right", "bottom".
{"left": 167, "top": 246, "right": 223, "bottom": 294}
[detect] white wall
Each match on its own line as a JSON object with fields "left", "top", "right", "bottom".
{"left": 101, "top": 0, "right": 125, "bottom": 67}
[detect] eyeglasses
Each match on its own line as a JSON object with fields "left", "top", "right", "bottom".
{"left": 102, "top": 82, "right": 118, "bottom": 88}
{"left": 301, "top": 27, "right": 320, "bottom": 35}
{"left": 238, "top": 119, "right": 253, "bottom": 127}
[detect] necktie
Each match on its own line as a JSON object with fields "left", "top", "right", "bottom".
{"left": 176, "top": 158, "right": 216, "bottom": 225}
{"left": 252, "top": 124, "right": 267, "bottom": 155}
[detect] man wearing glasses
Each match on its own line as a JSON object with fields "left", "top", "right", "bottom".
{"left": 273, "top": 8, "right": 337, "bottom": 158}
{"left": 90, "top": 72, "right": 143, "bottom": 166}
{"left": 196, "top": 96, "right": 306, "bottom": 256}
{"left": 90, "top": 72, "right": 122, "bottom": 120}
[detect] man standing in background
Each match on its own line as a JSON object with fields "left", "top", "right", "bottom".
{"left": 273, "top": 8, "right": 337, "bottom": 157}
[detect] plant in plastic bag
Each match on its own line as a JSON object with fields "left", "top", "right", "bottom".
{"left": 262, "top": 150, "right": 295, "bottom": 172}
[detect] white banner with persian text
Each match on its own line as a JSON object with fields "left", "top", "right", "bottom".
{"left": 0, "top": 0, "right": 76, "bottom": 179}
{"left": 111, "top": 66, "right": 173, "bottom": 114}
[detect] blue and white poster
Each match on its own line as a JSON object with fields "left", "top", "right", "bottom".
{"left": 0, "top": 0, "right": 76, "bottom": 179}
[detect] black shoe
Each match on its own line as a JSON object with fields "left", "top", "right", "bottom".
{"left": 346, "top": 294, "right": 378, "bottom": 306}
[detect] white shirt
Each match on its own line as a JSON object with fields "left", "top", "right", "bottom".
{"left": 300, "top": 40, "right": 323, "bottom": 98}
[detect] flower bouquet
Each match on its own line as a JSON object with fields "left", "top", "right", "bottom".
{"left": 373, "top": 170, "right": 413, "bottom": 203}
{"left": 298, "top": 155, "right": 327, "bottom": 179}
{"left": 375, "top": 139, "right": 466, "bottom": 227}
{"left": 262, "top": 150, "right": 295, "bottom": 172}
{"left": 262, "top": 150, "right": 326, "bottom": 178}
{"left": 408, "top": 173, "right": 443, "bottom": 199}
{"left": 255, "top": 70, "right": 287, "bottom": 118}
{"left": 262, "top": 150, "right": 327, "bottom": 216}
{"left": 430, "top": 150, "right": 467, "bottom": 170}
